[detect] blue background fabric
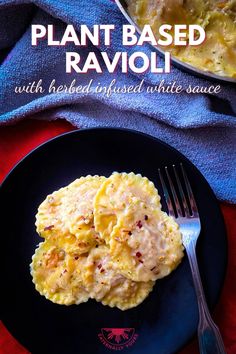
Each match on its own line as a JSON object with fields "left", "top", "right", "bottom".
{"left": 0, "top": 0, "right": 235, "bottom": 202}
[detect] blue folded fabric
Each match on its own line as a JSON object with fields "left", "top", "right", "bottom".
{"left": 0, "top": 0, "right": 235, "bottom": 202}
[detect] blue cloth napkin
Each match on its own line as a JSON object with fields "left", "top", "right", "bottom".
{"left": 0, "top": 0, "right": 235, "bottom": 202}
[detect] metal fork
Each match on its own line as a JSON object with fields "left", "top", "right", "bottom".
{"left": 158, "top": 164, "right": 226, "bottom": 354}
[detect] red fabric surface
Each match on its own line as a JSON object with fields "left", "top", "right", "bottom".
{"left": 0, "top": 119, "right": 235, "bottom": 354}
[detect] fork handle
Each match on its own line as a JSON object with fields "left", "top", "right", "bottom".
{"left": 186, "top": 241, "right": 226, "bottom": 354}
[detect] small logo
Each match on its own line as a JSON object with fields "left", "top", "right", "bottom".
{"left": 98, "top": 328, "right": 138, "bottom": 350}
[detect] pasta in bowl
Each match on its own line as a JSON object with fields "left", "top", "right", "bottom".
{"left": 125, "top": 0, "right": 236, "bottom": 79}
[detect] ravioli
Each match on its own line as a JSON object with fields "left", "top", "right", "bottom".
{"left": 94, "top": 172, "right": 161, "bottom": 241}
{"left": 30, "top": 241, "right": 90, "bottom": 305}
{"left": 94, "top": 172, "right": 183, "bottom": 282}
{"left": 82, "top": 245, "right": 154, "bottom": 310}
{"left": 109, "top": 204, "right": 184, "bottom": 281}
{"left": 127, "top": 0, "right": 236, "bottom": 78}
{"left": 31, "top": 172, "right": 184, "bottom": 310}
{"left": 36, "top": 175, "right": 105, "bottom": 255}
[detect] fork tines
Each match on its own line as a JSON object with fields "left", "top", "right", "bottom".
{"left": 158, "top": 164, "right": 198, "bottom": 218}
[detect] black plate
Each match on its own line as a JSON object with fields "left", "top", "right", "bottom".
{"left": 0, "top": 128, "right": 227, "bottom": 354}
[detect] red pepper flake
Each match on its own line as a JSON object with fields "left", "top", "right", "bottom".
{"left": 136, "top": 252, "right": 142, "bottom": 258}
{"left": 136, "top": 220, "right": 142, "bottom": 228}
{"left": 44, "top": 225, "right": 54, "bottom": 231}
{"left": 128, "top": 231, "right": 132, "bottom": 236}
{"left": 115, "top": 237, "right": 122, "bottom": 242}
{"left": 63, "top": 269, "right": 67, "bottom": 273}
{"left": 91, "top": 226, "right": 95, "bottom": 229}
{"left": 97, "top": 264, "right": 102, "bottom": 269}
{"left": 138, "top": 260, "right": 143, "bottom": 264}
{"left": 144, "top": 215, "right": 148, "bottom": 220}
{"left": 74, "top": 256, "right": 79, "bottom": 260}
{"left": 100, "top": 268, "right": 105, "bottom": 273}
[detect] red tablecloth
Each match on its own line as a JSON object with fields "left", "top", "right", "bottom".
{"left": 0, "top": 119, "right": 235, "bottom": 354}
